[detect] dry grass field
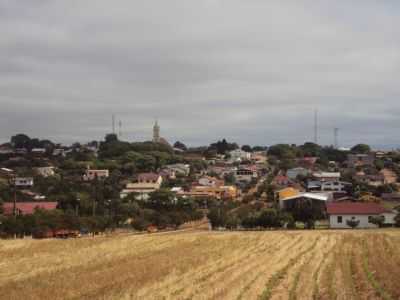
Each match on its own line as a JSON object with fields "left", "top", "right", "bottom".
{"left": 1, "top": 229, "right": 400, "bottom": 300}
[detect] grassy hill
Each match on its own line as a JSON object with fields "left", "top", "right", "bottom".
{"left": 0, "top": 229, "right": 399, "bottom": 299}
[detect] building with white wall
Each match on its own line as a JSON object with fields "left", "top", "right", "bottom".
{"left": 327, "top": 202, "right": 396, "bottom": 229}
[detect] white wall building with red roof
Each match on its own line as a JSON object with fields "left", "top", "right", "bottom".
{"left": 327, "top": 202, "right": 396, "bottom": 229}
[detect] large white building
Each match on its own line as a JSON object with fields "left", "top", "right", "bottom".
{"left": 229, "top": 149, "right": 251, "bottom": 162}
{"left": 327, "top": 202, "right": 396, "bottom": 229}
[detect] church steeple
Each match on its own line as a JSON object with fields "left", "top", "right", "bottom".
{"left": 153, "top": 120, "right": 160, "bottom": 143}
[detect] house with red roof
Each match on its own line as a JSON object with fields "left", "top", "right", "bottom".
{"left": 2, "top": 202, "right": 58, "bottom": 216}
{"left": 120, "top": 173, "right": 163, "bottom": 200}
{"left": 326, "top": 202, "right": 396, "bottom": 229}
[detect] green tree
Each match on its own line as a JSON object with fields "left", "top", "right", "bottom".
{"left": 11, "top": 134, "right": 31, "bottom": 148}
{"left": 370, "top": 216, "right": 385, "bottom": 228}
{"left": 241, "top": 145, "right": 252, "bottom": 152}
{"left": 351, "top": 144, "right": 371, "bottom": 154}
{"left": 173, "top": 141, "right": 187, "bottom": 151}
{"left": 105, "top": 133, "right": 118, "bottom": 143}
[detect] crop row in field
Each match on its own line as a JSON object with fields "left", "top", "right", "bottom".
{"left": 0, "top": 230, "right": 399, "bottom": 299}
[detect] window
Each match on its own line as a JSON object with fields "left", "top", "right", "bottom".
{"left": 368, "top": 216, "right": 373, "bottom": 223}
{"left": 337, "top": 216, "right": 342, "bottom": 223}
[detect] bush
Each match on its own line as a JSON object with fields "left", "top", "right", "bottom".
{"left": 346, "top": 219, "right": 360, "bottom": 229}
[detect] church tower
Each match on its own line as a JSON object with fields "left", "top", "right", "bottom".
{"left": 153, "top": 120, "right": 160, "bottom": 143}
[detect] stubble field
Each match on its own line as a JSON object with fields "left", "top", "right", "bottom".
{"left": 1, "top": 229, "right": 400, "bottom": 300}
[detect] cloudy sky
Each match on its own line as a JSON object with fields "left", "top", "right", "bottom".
{"left": 1, "top": 1, "right": 400, "bottom": 148}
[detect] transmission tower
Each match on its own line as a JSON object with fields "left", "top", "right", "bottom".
{"left": 314, "top": 109, "right": 318, "bottom": 144}
{"left": 334, "top": 128, "right": 339, "bottom": 149}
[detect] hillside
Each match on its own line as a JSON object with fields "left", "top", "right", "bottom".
{"left": 1, "top": 230, "right": 400, "bottom": 299}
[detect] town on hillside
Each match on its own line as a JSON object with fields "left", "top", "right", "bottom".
{"left": 1, "top": 122, "right": 400, "bottom": 238}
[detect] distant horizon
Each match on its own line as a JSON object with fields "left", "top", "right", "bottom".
{"left": 1, "top": 131, "right": 398, "bottom": 151}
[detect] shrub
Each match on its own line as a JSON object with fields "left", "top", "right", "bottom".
{"left": 346, "top": 219, "right": 360, "bottom": 229}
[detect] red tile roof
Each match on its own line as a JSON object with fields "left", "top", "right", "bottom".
{"left": 3, "top": 202, "right": 58, "bottom": 215}
{"left": 326, "top": 202, "right": 390, "bottom": 215}
{"left": 138, "top": 173, "right": 160, "bottom": 182}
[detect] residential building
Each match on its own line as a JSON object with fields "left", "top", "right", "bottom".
{"left": 229, "top": 149, "right": 251, "bottom": 162}
{"left": 162, "top": 163, "right": 190, "bottom": 177}
{"left": 0, "top": 167, "right": 13, "bottom": 178}
{"left": 15, "top": 177, "right": 34, "bottom": 187}
{"left": 31, "top": 148, "right": 46, "bottom": 155}
{"left": 21, "top": 190, "right": 46, "bottom": 200}
{"left": 198, "top": 176, "right": 224, "bottom": 187}
{"left": 83, "top": 169, "right": 109, "bottom": 181}
{"left": 272, "top": 175, "right": 291, "bottom": 186}
{"left": 234, "top": 167, "right": 258, "bottom": 183}
{"left": 180, "top": 185, "right": 237, "bottom": 200}
{"left": 286, "top": 167, "right": 310, "bottom": 180}
{"left": 279, "top": 192, "right": 329, "bottom": 210}
{"left": 35, "top": 166, "right": 55, "bottom": 177}
{"left": 327, "top": 202, "right": 396, "bottom": 229}
{"left": 380, "top": 168, "right": 398, "bottom": 184}
{"left": 298, "top": 157, "right": 318, "bottom": 168}
{"left": 312, "top": 172, "right": 341, "bottom": 182}
{"left": 0, "top": 146, "right": 14, "bottom": 154}
{"left": 2, "top": 202, "right": 57, "bottom": 216}
{"left": 354, "top": 172, "right": 385, "bottom": 187}
{"left": 120, "top": 173, "right": 163, "bottom": 200}
{"left": 307, "top": 180, "right": 351, "bottom": 192}
{"left": 251, "top": 152, "right": 267, "bottom": 164}
{"left": 276, "top": 187, "right": 300, "bottom": 201}
{"left": 347, "top": 153, "right": 375, "bottom": 168}
{"left": 53, "top": 148, "right": 66, "bottom": 157}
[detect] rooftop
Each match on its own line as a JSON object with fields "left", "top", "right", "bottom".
{"left": 3, "top": 202, "right": 58, "bottom": 215}
{"left": 326, "top": 202, "right": 391, "bottom": 215}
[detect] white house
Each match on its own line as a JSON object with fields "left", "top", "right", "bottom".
{"left": 35, "top": 166, "right": 55, "bottom": 178}
{"left": 286, "top": 167, "right": 310, "bottom": 180}
{"left": 15, "top": 177, "right": 34, "bottom": 187}
{"left": 229, "top": 149, "right": 251, "bottom": 162}
{"left": 327, "top": 202, "right": 396, "bottom": 229}
{"left": 120, "top": 173, "right": 163, "bottom": 200}
{"left": 162, "top": 163, "right": 190, "bottom": 177}
{"left": 307, "top": 180, "right": 351, "bottom": 192}
{"left": 83, "top": 168, "right": 109, "bottom": 181}
{"left": 312, "top": 172, "right": 341, "bottom": 182}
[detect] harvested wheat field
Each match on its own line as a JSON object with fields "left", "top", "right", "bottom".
{"left": 1, "top": 229, "right": 400, "bottom": 300}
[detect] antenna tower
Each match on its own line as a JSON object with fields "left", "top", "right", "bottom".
{"left": 334, "top": 128, "right": 339, "bottom": 149}
{"left": 314, "top": 109, "right": 318, "bottom": 144}
{"left": 112, "top": 114, "right": 116, "bottom": 134}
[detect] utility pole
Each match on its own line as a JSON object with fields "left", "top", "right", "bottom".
{"left": 10, "top": 175, "right": 17, "bottom": 218}
{"left": 92, "top": 176, "right": 97, "bottom": 217}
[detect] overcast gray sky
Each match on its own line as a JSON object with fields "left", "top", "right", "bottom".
{"left": 1, "top": 1, "right": 399, "bottom": 148}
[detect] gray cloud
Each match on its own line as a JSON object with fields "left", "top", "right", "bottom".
{"left": 1, "top": 0, "right": 400, "bottom": 149}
